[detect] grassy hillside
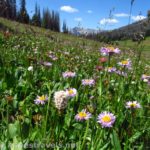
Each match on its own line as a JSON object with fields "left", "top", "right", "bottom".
{"left": 0, "top": 18, "right": 150, "bottom": 149}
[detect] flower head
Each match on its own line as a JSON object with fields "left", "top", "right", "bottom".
{"left": 54, "top": 90, "right": 68, "bottom": 110}
{"left": 115, "top": 70, "right": 127, "bottom": 77}
{"left": 42, "top": 61, "right": 52, "bottom": 67}
{"left": 97, "top": 112, "right": 116, "bottom": 128}
{"left": 66, "top": 88, "right": 77, "bottom": 98}
{"left": 28, "top": 66, "right": 33, "bottom": 71}
{"left": 62, "top": 71, "right": 76, "bottom": 78}
{"left": 82, "top": 79, "right": 95, "bottom": 86}
{"left": 105, "top": 67, "right": 116, "bottom": 73}
{"left": 75, "top": 109, "right": 92, "bottom": 121}
{"left": 126, "top": 101, "right": 141, "bottom": 109}
{"left": 34, "top": 95, "right": 48, "bottom": 105}
{"left": 99, "top": 57, "right": 107, "bottom": 63}
{"left": 100, "top": 47, "right": 120, "bottom": 56}
{"left": 96, "top": 66, "right": 103, "bottom": 71}
{"left": 118, "top": 59, "right": 131, "bottom": 68}
{"left": 49, "top": 54, "right": 58, "bottom": 61}
{"left": 141, "top": 74, "right": 150, "bottom": 82}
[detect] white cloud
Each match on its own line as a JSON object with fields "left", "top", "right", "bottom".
{"left": 87, "top": 10, "right": 93, "bottom": 14}
{"left": 131, "top": 15, "right": 146, "bottom": 21}
{"left": 99, "top": 18, "right": 119, "bottom": 25}
{"left": 114, "top": 13, "right": 129, "bottom": 17}
{"left": 74, "top": 17, "right": 82, "bottom": 22}
{"left": 60, "top": 6, "right": 78, "bottom": 13}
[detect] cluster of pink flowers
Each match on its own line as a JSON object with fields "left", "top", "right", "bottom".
{"left": 62, "top": 71, "right": 76, "bottom": 78}
{"left": 82, "top": 79, "right": 95, "bottom": 86}
{"left": 75, "top": 110, "right": 116, "bottom": 128}
{"left": 75, "top": 100, "right": 141, "bottom": 127}
{"left": 100, "top": 47, "right": 120, "bottom": 56}
{"left": 105, "top": 67, "right": 116, "bottom": 73}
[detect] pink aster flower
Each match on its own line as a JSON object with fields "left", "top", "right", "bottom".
{"left": 118, "top": 59, "right": 132, "bottom": 69}
{"left": 82, "top": 79, "right": 95, "bottom": 86}
{"left": 100, "top": 47, "right": 120, "bottom": 56}
{"left": 126, "top": 101, "right": 141, "bottom": 109}
{"left": 49, "top": 54, "right": 58, "bottom": 61}
{"left": 115, "top": 70, "right": 127, "bottom": 77}
{"left": 141, "top": 74, "right": 150, "bottom": 82}
{"left": 97, "top": 112, "right": 116, "bottom": 128}
{"left": 66, "top": 88, "right": 77, "bottom": 98}
{"left": 75, "top": 109, "right": 92, "bottom": 121}
{"left": 42, "top": 62, "right": 52, "bottom": 67}
{"left": 99, "top": 57, "right": 107, "bottom": 63}
{"left": 62, "top": 71, "right": 76, "bottom": 78}
{"left": 34, "top": 95, "right": 48, "bottom": 105}
{"left": 105, "top": 67, "right": 116, "bottom": 73}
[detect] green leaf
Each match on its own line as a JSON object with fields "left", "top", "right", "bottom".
{"left": 129, "top": 132, "right": 142, "bottom": 143}
{"left": 8, "top": 121, "right": 20, "bottom": 139}
{"left": 111, "top": 130, "right": 121, "bottom": 150}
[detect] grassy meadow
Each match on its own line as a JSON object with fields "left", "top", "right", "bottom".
{"left": 0, "top": 18, "right": 150, "bottom": 150}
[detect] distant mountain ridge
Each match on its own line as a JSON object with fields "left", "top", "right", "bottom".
{"left": 70, "top": 27, "right": 100, "bottom": 36}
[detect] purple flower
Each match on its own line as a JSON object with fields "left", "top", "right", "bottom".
{"left": 82, "top": 79, "right": 95, "bottom": 86}
{"left": 75, "top": 109, "right": 92, "bottom": 121}
{"left": 105, "top": 67, "right": 116, "bottom": 73}
{"left": 66, "top": 88, "right": 77, "bottom": 98}
{"left": 118, "top": 59, "right": 131, "bottom": 69}
{"left": 141, "top": 74, "right": 150, "bottom": 82}
{"left": 34, "top": 95, "right": 48, "bottom": 105}
{"left": 62, "top": 71, "right": 76, "bottom": 78}
{"left": 42, "top": 62, "right": 52, "bottom": 67}
{"left": 115, "top": 70, "right": 127, "bottom": 77}
{"left": 126, "top": 101, "right": 141, "bottom": 109}
{"left": 97, "top": 112, "right": 116, "bottom": 128}
{"left": 100, "top": 47, "right": 120, "bottom": 56}
{"left": 49, "top": 54, "right": 58, "bottom": 61}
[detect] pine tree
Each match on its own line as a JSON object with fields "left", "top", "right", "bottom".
{"left": 17, "top": 0, "right": 29, "bottom": 23}
{"left": 62, "top": 20, "right": 68, "bottom": 33}
{"left": 32, "top": 3, "right": 41, "bottom": 26}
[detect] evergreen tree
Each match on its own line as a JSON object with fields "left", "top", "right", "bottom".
{"left": 17, "top": 0, "right": 29, "bottom": 23}
{"left": 32, "top": 3, "right": 41, "bottom": 26}
{"left": 62, "top": 20, "right": 68, "bottom": 33}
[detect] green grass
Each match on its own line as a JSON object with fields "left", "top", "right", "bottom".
{"left": 0, "top": 18, "right": 150, "bottom": 150}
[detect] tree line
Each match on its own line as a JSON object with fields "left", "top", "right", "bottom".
{"left": 0, "top": 0, "right": 69, "bottom": 33}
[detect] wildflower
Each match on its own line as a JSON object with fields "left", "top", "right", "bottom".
{"left": 66, "top": 88, "right": 77, "bottom": 98}
{"left": 118, "top": 59, "right": 131, "bottom": 68}
{"left": 28, "top": 66, "right": 33, "bottom": 71}
{"left": 42, "top": 62, "right": 52, "bottom": 67}
{"left": 126, "top": 101, "right": 141, "bottom": 109}
{"left": 82, "top": 79, "right": 95, "bottom": 86}
{"left": 97, "top": 112, "right": 116, "bottom": 128}
{"left": 96, "top": 66, "right": 103, "bottom": 71}
{"left": 105, "top": 67, "right": 116, "bottom": 73}
{"left": 49, "top": 54, "right": 58, "bottom": 61}
{"left": 33, "top": 47, "right": 38, "bottom": 54}
{"left": 54, "top": 91, "right": 68, "bottom": 110}
{"left": 99, "top": 57, "right": 107, "bottom": 63}
{"left": 100, "top": 47, "right": 120, "bottom": 56}
{"left": 75, "top": 109, "right": 92, "bottom": 121}
{"left": 34, "top": 95, "right": 48, "bottom": 105}
{"left": 62, "top": 71, "right": 76, "bottom": 78}
{"left": 115, "top": 70, "right": 127, "bottom": 77}
{"left": 141, "top": 74, "right": 150, "bottom": 82}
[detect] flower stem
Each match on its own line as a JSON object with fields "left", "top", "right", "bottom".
{"left": 80, "top": 120, "right": 89, "bottom": 150}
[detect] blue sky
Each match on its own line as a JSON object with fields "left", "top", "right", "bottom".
{"left": 16, "top": 0, "right": 150, "bottom": 30}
